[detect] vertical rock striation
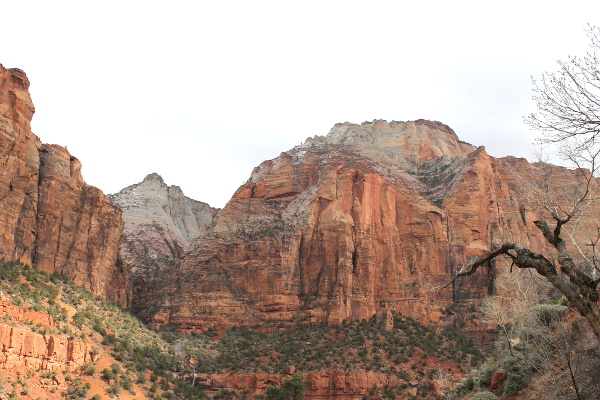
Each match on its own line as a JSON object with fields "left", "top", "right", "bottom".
{"left": 0, "top": 65, "right": 130, "bottom": 306}
{"left": 152, "top": 119, "right": 574, "bottom": 332}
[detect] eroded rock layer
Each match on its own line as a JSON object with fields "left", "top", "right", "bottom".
{"left": 196, "top": 370, "right": 442, "bottom": 400}
{"left": 151, "top": 119, "right": 575, "bottom": 332}
{"left": 109, "top": 173, "right": 218, "bottom": 313}
{"left": 0, "top": 301, "right": 89, "bottom": 371}
{"left": 0, "top": 65, "right": 130, "bottom": 306}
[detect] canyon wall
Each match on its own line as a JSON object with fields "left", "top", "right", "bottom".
{"left": 0, "top": 65, "right": 130, "bottom": 306}
{"left": 196, "top": 370, "right": 438, "bottom": 400}
{"left": 149, "top": 120, "right": 574, "bottom": 332}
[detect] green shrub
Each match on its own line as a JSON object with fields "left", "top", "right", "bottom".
{"left": 107, "top": 381, "right": 121, "bottom": 396}
{"left": 83, "top": 361, "right": 96, "bottom": 376}
{"left": 102, "top": 368, "right": 116, "bottom": 382}
{"left": 66, "top": 379, "right": 90, "bottom": 399}
{"left": 474, "top": 359, "right": 497, "bottom": 389}
{"left": 531, "top": 304, "right": 568, "bottom": 326}
{"left": 501, "top": 356, "right": 528, "bottom": 397}
{"left": 266, "top": 375, "right": 307, "bottom": 400}
{"left": 472, "top": 391, "right": 499, "bottom": 400}
{"left": 0, "top": 259, "right": 23, "bottom": 283}
{"left": 447, "top": 377, "right": 474, "bottom": 400}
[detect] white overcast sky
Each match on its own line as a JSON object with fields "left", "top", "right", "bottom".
{"left": 2, "top": 1, "right": 599, "bottom": 207}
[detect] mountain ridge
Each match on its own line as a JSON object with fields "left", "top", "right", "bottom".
{"left": 139, "top": 118, "right": 565, "bottom": 334}
{"left": 108, "top": 172, "right": 219, "bottom": 314}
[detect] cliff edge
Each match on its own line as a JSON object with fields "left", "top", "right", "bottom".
{"left": 0, "top": 65, "right": 130, "bottom": 307}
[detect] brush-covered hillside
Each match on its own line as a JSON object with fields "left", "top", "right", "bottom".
{"left": 0, "top": 258, "right": 491, "bottom": 400}
{"left": 0, "top": 259, "right": 205, "bottom": 400}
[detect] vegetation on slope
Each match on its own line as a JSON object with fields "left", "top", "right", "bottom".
{"left": 0, "top": 259, "right": 206, "bottom": 400}
{"left": 0, "top": 259, "right": 488, "bottom": 399}
{"left": 448, "top": 297, "right": 600, "bottom": 400}
{"left": 163, "top": 316, "right": 483, "bottom": 376}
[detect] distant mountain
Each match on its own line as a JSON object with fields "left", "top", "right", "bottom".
{"left": 109, "top": 173, "right": 218, "bottom": 314}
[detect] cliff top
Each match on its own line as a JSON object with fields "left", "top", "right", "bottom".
{"left": 299, "top": 119, "right": 476, "bottom": 170}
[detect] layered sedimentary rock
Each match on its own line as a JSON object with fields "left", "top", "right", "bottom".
{"left": 151, "top": 119, "right": 576, "bottom": 332}
{"left": 109, "top": 173, "right": 217, "bottom": 313}
{"left": 196, "top": 370, "right": 442, "bottom": 400}
{"left": 0, "top": 301, "right": 88, "bottom": 371}
{"left": 0, "top": 65, "right": 130, "bottom": 306}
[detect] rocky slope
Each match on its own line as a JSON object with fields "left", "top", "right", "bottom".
{"left": 0, "top": 259, "right": 207, "bottom": 400}
{"left": 0, "top": 259, "right": 476, "bottom": 400}
{"left": 148, "top": 119, "right": 578, "bottom": 332}
{"left": 109, "top": 173, "right": 218, "bottom": 313}
{"left": 0, "top": 64, "right": 130, "bottom": 306}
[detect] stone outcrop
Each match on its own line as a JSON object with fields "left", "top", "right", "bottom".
{"left": 0, "top": 301, "right": 55, "bottom": 327}
{"left": 150, "top": 119, "right": 580, "bottom": 332}
{"left": 0, "top": 325, "right": 89, "bottom": 371}
{"left": 0, "top": 301, "right": 88, "bottom": 371}
{"left": 109, "top": 173, "right": 218, "bottom": 313}
{"left": 196, "top": 370, "right": 448, "bottom": 400}
{"left": 0, "top": 64, "right": 130, "bottom": 306}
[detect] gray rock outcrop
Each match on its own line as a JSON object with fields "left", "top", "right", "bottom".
{"left": 109, "top": 173, "right": 218, "bottom": 313}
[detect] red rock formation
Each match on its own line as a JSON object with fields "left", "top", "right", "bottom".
{"left": 0, "top": 301, "right": 55, "bottom": 327}
{"left": 0, "top": 301, "right": 88, "bottom": 371}
{"left": 0, "top": 65, "right": 130, "bottom": 306}
{"left": 0, "top": 325, "right": 89, "bottom": 371}
{"left": 152, "top": 120, "right": 580, "bottom": 332}
{"left": 195, "top": 370, "right": 448, "bottom": 400}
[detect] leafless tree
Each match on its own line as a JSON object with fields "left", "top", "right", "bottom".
{"left": 480, "top": 267, "right": 548, "bottom": 356}
{"left": 444, "top": 26, "right": 600, "bottom": 338}
{"left": 527, "top": 25, "right": 600, "bottom": 146}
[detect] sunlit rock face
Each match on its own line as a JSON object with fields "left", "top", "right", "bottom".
{"left": 0, "top": 301, "right": 89, "bottom": 371}
{"left": 0, "top": 65, "right": 130, "bottom": 307}
{"left": 145, "top": 118, "right": 579, "bottom": 332}
{"left": 109, "top": 173, "right": 218, "bottom": 314}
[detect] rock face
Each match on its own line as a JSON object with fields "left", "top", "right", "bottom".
{"left": 0, "top": 65, "right": 130, "bottom": 306}
{"left": 109, "top": 173, "right": 218, "bottom": 313}
{"left": 0, "top": 301, "right": 88, "bottom": 371}
{"left": 196, "top": 371, "right": 435, "bottom": 400}
{"left": 151, "top": 119, "right": 575, "bottom": 332}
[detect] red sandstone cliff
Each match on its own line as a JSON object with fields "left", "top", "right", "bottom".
{"left": 0, "top": 65, "right": 130, "bottom": 306}
{"left": 0, "top": 301, "right": 89, "bottom": 371}
{"left": 195, "top": 370, "right": 447, "bottom": 400}
{"left": 149, "top": 119, "right": 577, "bottom": 332}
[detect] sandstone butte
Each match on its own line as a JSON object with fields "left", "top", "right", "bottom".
{"left": 109, "top": 172, "right": 218, "bottom": 314}
{"left": 147, "top": 119, "right": 587, "bottom": 333}
{"left": 0, "top": 64, "right": 130, "bottom": 307}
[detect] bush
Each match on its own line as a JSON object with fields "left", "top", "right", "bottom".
{"left": 102, "top": 368, "right": 116, "bottom": 382}
{"left": 447, "top": 377, "right": 474, "bottom": 400}
{"left": 531, "top": 304, "right": 568, "bottom": 326}
{"left": 474, "top": 359, "right": 497, "bottom": 389}
{"left": 502, "top": 356, "right": 528, "bottom": 398}
{"left": 65, "top": 378, "right": 90, "bottom": 399}
{"left": 107, "top": 382, "right": 121, "bottom": 396}
{"left": 266, "top": 375, "right": 307, "bottom": 400}
{"left": 83, "top": 361, "right": 96, "bottom": 376}
{"left": 472, "top": 392, "right": 499, "bottom": 400}
{"left": 0, "top": 259, "right": 23, "bottom": 283}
